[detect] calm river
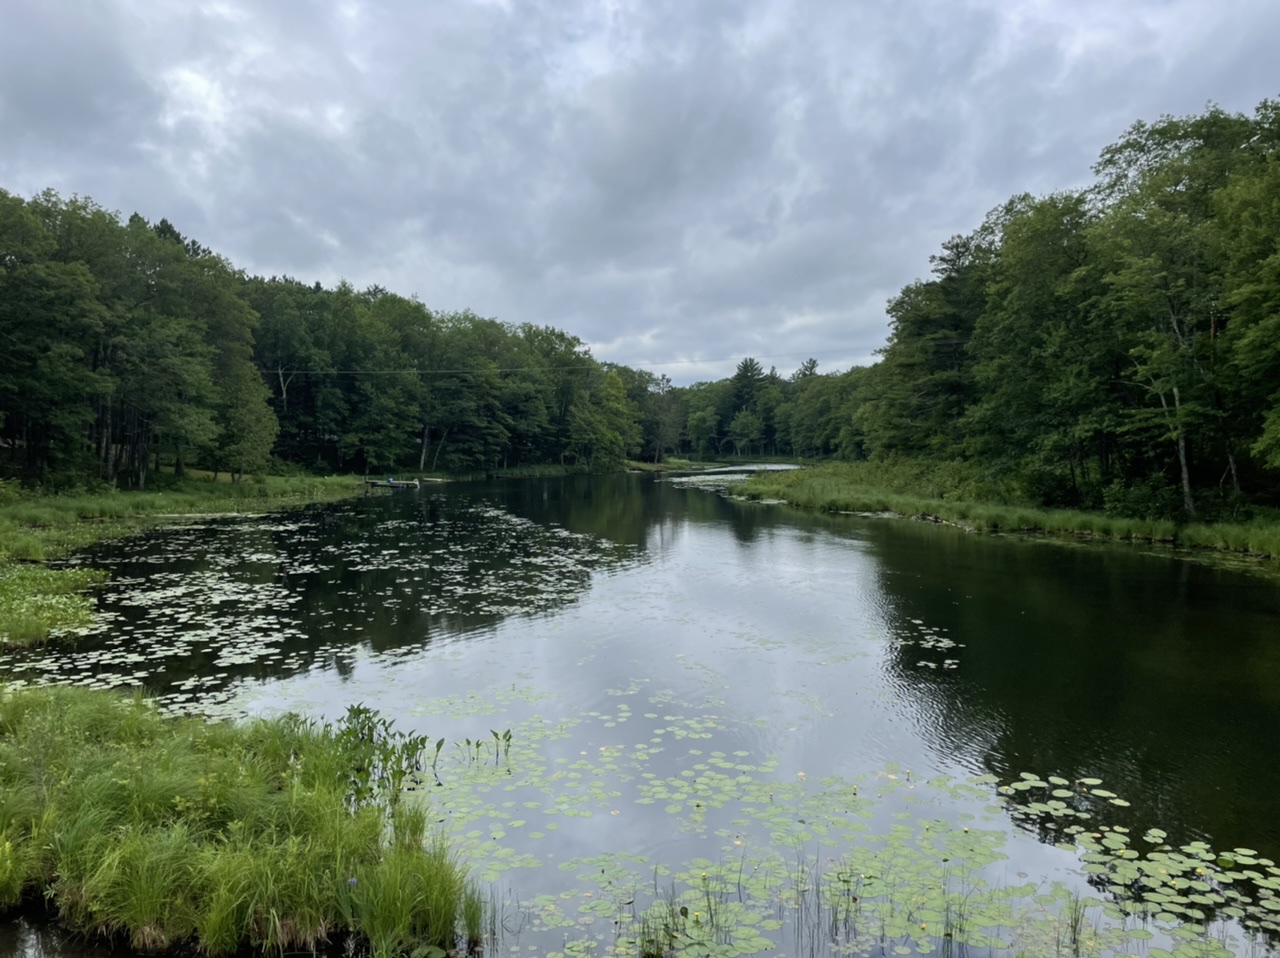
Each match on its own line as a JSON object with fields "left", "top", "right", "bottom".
{"left": 3, "top": 472, "right": 1279, "bottom": 957}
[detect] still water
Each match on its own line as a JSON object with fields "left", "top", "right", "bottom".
{"left": 3, "top": 473, "right": 1279, "bottom": 956}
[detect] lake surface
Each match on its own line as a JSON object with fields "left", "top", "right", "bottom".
{"left": 4, "top": 472, "right": 1280, "bottom": 957}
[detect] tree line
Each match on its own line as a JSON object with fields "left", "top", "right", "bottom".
{"left": 679, "top": 99, "right": 1280, "bottom": 520}
{"left": 0, "top": 190, "right": 666, "bottom": 485}
{"left": 4, "top": 98, "right": 1280, "bottom": 518}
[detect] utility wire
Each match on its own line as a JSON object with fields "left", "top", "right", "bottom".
{"left": 263, "top": 352, "right": 836, "bottom": 376}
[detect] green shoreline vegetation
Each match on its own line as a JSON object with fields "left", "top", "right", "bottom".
{"left": 8, "top": 100, "right": 1280, "bottom": 569}
{"left": 0, "top": 459, "right": 730, "bottom": 647}
{"left": 0, "top": 686, "right": 486, "bottom": 957}
{"left": 0, "top": 474, "right": 361, "bottom": 646}
{"left": 741, "top": 461, "right": 1280, "bottom": 559}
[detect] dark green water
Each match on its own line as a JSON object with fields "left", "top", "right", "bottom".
{"left": 3, "top": 472, "right": 1279, "bottom": 956}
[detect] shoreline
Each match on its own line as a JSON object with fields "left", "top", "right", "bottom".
{"left": 0, "top": 475, "right": 365, "bottom": 646}
{"left": 740, "top": 463, "right": 1280, "bottom": 563}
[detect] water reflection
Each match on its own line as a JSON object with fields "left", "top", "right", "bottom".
{"left": 868, "top": 520, "right": 1280, "bottom": 862}
{"left": 4, "top": 474, "right": 1280, "bottom": 955}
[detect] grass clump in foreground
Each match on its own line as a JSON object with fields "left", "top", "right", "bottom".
{"left": 0, "top": 686, "right": 485, "bottom": 957}
{"left": 742, "top": 462, "right": 1280, "bottom": 556}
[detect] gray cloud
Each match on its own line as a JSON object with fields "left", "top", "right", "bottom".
{"left": 1, "top": 0, "right": 1276, "bottom": 382}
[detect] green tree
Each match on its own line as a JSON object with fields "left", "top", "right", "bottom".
{"left": 729, "top": 408, "right": 764, "bottom": 456}
{"left": 568, "top": 371, "right": 641, "bottom": 470}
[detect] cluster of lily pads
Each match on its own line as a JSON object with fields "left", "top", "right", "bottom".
{"left": 275, "top": 679, "right": 1275, "bottom": 958}
{"left": 996, "top": 772, "right": 1280, "bottom": 947}
{"left": 0, "top": 496, "right": 643, "bottom": 718}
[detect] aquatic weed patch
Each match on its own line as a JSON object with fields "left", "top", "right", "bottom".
{"left": 0, "top": 495, "right": 642, "bottom": 717}
{"left": 995, "top": 771, "right": 1280, "bottom": 947}
{"left": 0, "top": 562, "right": 106, "bottom": 646}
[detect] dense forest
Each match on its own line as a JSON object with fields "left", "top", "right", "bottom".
{"left": 685, "top": 98, "right": 1280, "bottom": 520}
{"left": 3, "top": 99, "right": 1280, "bottom": 519}
{"left": 0, "top": 188, "right": 672, "bottom": 484}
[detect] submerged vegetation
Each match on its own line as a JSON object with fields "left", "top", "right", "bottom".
{"left": 741, "top": 461, "right": 1280, "bottom": 558}
{"left": 0, "top": 685, "right": 486, "bottom": 957}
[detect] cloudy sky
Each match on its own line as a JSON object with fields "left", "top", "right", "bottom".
{"left": 2, "top": 0, "right": 1277, "bottom": 382}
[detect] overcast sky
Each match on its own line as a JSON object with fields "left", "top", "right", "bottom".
{"left": 2, "top": 0, "right": 1277, "bottom": 383}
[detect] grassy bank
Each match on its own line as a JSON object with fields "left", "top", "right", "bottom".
{"left": 0, "top": 685, "right": 484, "bottom": 957}
{"left": 742, "top": 462, "right": 1280, "bottom": 558}
{"left": 0, "top": 474, "right": 361, "bottom": 562}
{"left": 0, "top": 474, "right": 362, "bottom": 647}
{"left": 626, "top": 457, "right": 734, "bottom": 473}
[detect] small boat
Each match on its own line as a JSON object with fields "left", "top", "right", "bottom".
{"left": 364, "top": 478, "right": 420, "bottom": 489}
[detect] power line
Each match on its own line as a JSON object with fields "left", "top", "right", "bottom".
{"left": 264, "top": 352, "right": 837, "bottom": 377}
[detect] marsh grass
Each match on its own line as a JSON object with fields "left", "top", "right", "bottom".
{"left": 744, "top": 463, "right": 1277, "bottom": 557}
{"left": 0, "top": 685, "right": 481, "bottom": 956}
{"left": 461, "top": 881, "right": 487, "bottom": 953}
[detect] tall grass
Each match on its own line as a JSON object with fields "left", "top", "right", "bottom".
{"left": 743, "top": 462, "right": 1277, "bottom": 557}
{"left": 0, "top": 685, "right": 482, "bottom": 956}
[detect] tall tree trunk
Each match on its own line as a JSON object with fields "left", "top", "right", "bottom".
{"left": 1172, "top": 386, "right": 1195, "bottom": 518}
{"left": 430, "top": 428, "right": 450, "bottom": 472}
{"left": 110, "top": 409, "right": 125, "bottom": 483}
{"left": 419, "top": 422, "right": 430, "bottom": 472}
{"left": 277, "top": 366, "right": 293, "bottom": 415}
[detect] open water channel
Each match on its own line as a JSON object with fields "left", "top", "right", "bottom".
{"left": 3, "top": 471, "right": 1280, "bottom": 957}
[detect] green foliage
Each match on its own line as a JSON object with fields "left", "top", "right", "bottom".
{"left": 0, "top": 191, "right": 667, "bottom": 484}
{"left": 729, "top": 99, "right": 1280, "bottom": 528}
{"left": 0, "top": 562, "right": 106, "bottom": 645}
{"left": 0, "top": 685, "right": 484, "bottom": 956}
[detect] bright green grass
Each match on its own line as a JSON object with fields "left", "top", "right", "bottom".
{"left": 0, "top": 685, "right": 477, "bottom": 957}
{"left": 627, "top": 458, "right": 735, "bottom": 473}
{"left": 744, "top": 463, "right": 1277, "bottom": 556}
